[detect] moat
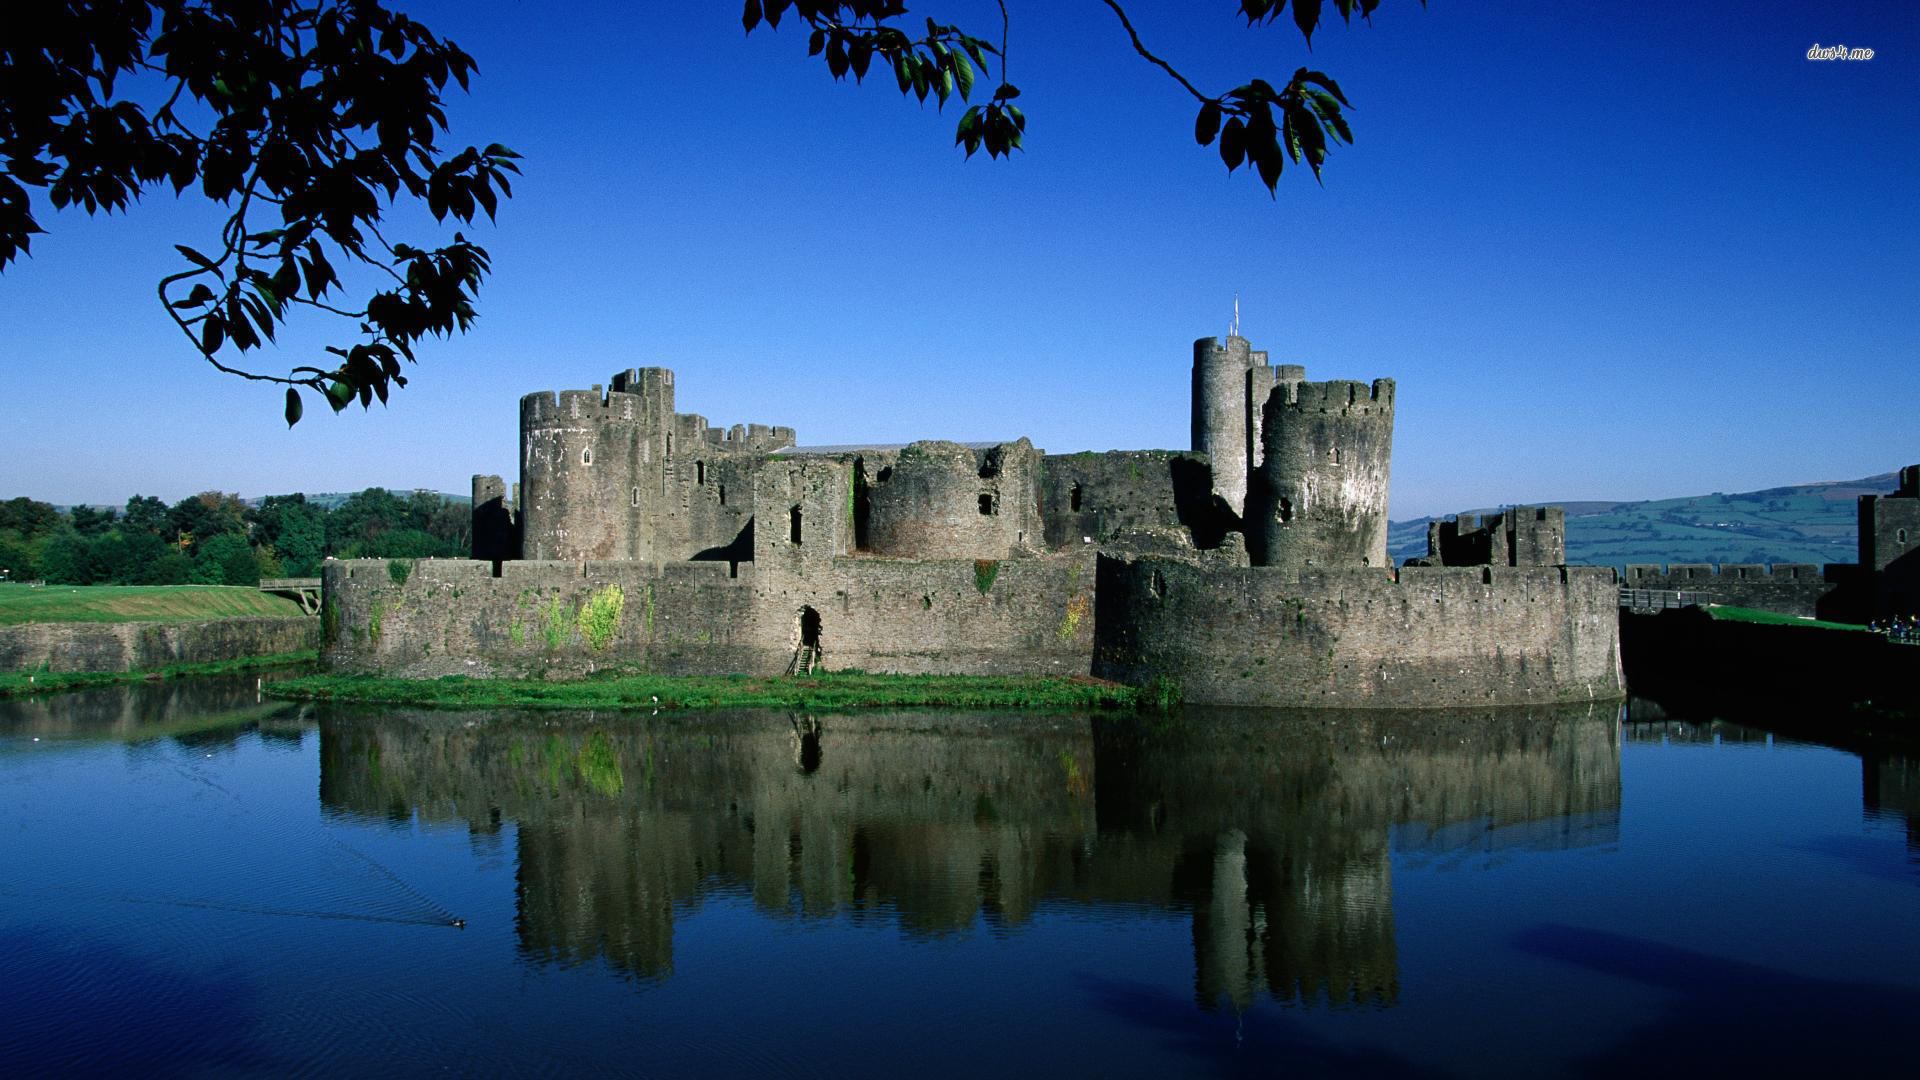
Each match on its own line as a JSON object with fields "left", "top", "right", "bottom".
{"left": 4, "top": 679, "right": 1917, "bottom": 1075}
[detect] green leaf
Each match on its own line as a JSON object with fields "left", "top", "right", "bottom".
{"left": 953, "top": 54, "right": 974, "bottom": 100}
{"left": 1303, "top": 87, "right": 1353, "bottom": 143}
{"left": 284, "top": 387, "right": 303, "bottom": 428}
{"left": 1195, "top": 102, "right": 1223, "bottom": 145}
{"left": 1297, "top": 68, "right": 1350, "bottom": 107}
{"left": 174, "top": 244, "right": 216, "bottom": 270}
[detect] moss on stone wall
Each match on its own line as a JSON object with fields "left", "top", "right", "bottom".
{"left": 1058, "top": 594, "right": 1090, "bottom": 640}
{"left": 974, "top": 559, "right": 1000, "bottom": 595}
{"left": 542, "top": 597, "right": 573, "bottom": 650}
{"left": 387, "top": 559, "right": 413, "bottom": 586}
{"left": 577, "top": 585, "right": 625, "bottom": 651}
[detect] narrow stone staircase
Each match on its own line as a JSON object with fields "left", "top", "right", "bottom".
{"left": 786, "top": 644, "right": 821, "bottom": 676}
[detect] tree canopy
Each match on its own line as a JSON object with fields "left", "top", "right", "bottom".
{"left": 3, "top": 0, "right": 518, "bottom": 423}
{"left": 5, "top": 1, "right": 1404, "bottom": 423}
{"left": 0, "top": 487, "right": 474, "bottom": 585}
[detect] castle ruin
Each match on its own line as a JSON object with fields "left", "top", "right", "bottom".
{"left": 321, "top": 335, "right": 1625, "bottom": 707}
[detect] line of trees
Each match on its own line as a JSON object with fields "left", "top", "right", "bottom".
{"left": 0, "top": 489, "right": 469, "bottom": 587}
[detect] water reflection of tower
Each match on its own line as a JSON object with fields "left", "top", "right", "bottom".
{"left": 1863, "top": 752, "right": 1920, "bottom": 851}
{"left": 1102, "top": 722, "right": 1398, "bottom": 1010}
{"left": 317, "top": 704, "right": 1619, "bottom": 1000}
{"left": 1094, "top": 704, "right": 1621, "bottom": 1011}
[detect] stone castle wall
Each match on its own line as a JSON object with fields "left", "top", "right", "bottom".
{"left": 1622, "top": 562, "right": 1863, "bottom": 621}
{"left": 1423, "top": 506, "right": 1566, "bottom": 567}
{"left": 1035, "top": 450, "right": 1234, "bottom": 552}
{"left": 322, "top": 350, "right": 1634, "bottom": 707}
{"left": 517, "top": 368, "right": 792, "bottom": 565}
{"left": 859, "top": 440, "right": 1042, "bottom": 559}
{"left": 1861, "top": 464, "right": 1920, "bottom": 617}
{"left": 1094, "top": 556, "right": 1622, "bottom": 708}
{"left": 320, "top": 544, "right": 1096, "bottom": 680}
{"left": 0, "top": 616, "right": 319, "bottom": 673}
{"left": 320, "top": 558, "right": 766, "bottom": 678}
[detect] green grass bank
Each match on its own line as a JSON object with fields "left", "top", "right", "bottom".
{"left": 1703, "top": 605, "right": 1871, "bottom": 632}
{"left": 269, "top": 670, "right": 1148, "bottom": 712}
{"left": 0, "top": 651, "right": 318, "bottom": 699}
{"left": 0, "top": 583, "right": 305, "bottom": 625}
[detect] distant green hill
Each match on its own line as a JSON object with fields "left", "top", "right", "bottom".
{"left": 1389, "top": 472, "right": 1896, "bottom": 569}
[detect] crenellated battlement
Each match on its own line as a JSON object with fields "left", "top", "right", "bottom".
{"left": 691, "top": 418, "right": 797, "bottom": 453}
{"left": 520, "top": 387, "right": 649, "bottom": 425}
{"left": 1271, "top": 378, "right": 1396, "bottom": 414}
{"left": 1625, "top": 563, "right": 1825, "bottom": 583}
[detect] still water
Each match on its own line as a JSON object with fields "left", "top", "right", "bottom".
{"left": 2, "top": 679, "right": 1917, "bottom": 1077}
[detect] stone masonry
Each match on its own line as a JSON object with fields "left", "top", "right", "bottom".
{"left": 322, "top": 334, "right": 1626, "bottom": 707}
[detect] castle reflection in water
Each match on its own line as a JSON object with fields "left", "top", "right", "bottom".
{"left": 316, "top": 703, "right": 1623, "bottom": 1010}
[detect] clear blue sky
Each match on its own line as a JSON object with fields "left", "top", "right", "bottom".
{"left": 2, "top": 2, "right": 1914, "bottom": 518}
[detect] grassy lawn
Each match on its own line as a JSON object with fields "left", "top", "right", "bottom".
{"left": 270, "top": 670, "right": 1150, "bottom": 712}
{"left": 0, "top": 583, "right": 306, "bottom": 625}
{"left": 1704, "top": 605, "right": 1871, "bottom": 632}
{"left": 0, "top": 651, "right": 319, "bottom": 699}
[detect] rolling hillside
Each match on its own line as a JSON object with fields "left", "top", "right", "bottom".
{"left": 1388, "top": 472, "right": 1896, "bottom": 569}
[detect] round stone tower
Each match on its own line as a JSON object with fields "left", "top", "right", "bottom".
{"left": 1256, "top": 378, "right": 1396, "bottom": 572}
{"left": 1191, "top": 336, "right": 1258, "bottom": 516}
{"left": 519, "top": 368, "right": 673, "bottom": 562}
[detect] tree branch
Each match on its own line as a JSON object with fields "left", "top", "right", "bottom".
{"left": 1100, "top": 0, "right": 1210, "bottom": 104}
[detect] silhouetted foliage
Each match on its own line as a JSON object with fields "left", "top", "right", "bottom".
{"left": 6, "top": 1, "right": 1409, "bottom": 428}
{"left": 744, "top": 1, "right": 1408, "bottom": 192}
{"left": 1, "top": 0, "right": 517, "bottom": 422}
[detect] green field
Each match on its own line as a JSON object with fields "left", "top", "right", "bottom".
{"left": 270, "top": 670, "right": 1150, "bottom": 712}
{"left": 1390, "top": 471, "right": 1893, "bottom": 569}
{"left": 1703, "top": 606, "right": 1871, "bottom": 632}
{"left": 0, "top": 583, "right": 306, "bottom": 625}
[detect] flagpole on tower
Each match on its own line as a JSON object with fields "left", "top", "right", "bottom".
{"left": 1228, "top": 294, "right": 1240, "bottom": 340}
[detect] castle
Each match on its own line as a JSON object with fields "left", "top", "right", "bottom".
{"left": 321, "top": 336, "right": 1626, "bottom": 707}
